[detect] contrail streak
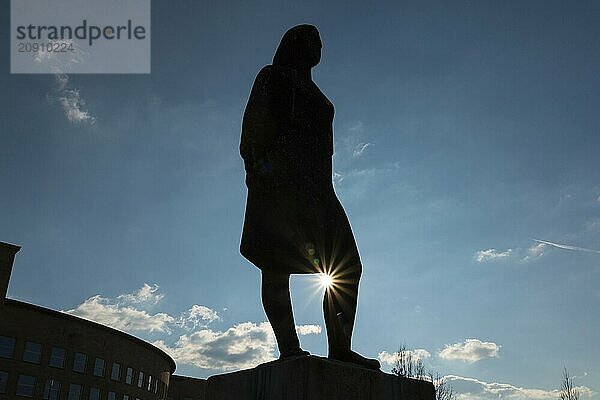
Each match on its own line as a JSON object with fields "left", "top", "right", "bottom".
{"left": 533, "top": 239, "right": 600, "bottom": 254}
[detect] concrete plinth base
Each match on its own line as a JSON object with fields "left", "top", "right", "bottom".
{"left": 205, "top": 355, "right": 435, "bottom": 400}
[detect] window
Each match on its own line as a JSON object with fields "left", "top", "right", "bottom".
{"left": 23, "top": 341, "right": 42, "bottom": 364}
{"left": 107, "top": 391, "right": 117, "bottom": 400}
{"left": 89, "top": 387, "right": 100, "bottom": 400}
{"left": 111, "top": 362, "right": 121, "bottom": 381}
{"left": 0, "top": 336, "right": 16, "bottom": 359}
{"left": 93, "top": 358, "right": 105, "bottom": 377}
{"left": 137, "top": 371, "right": 144, "bottom": 388}
{"left": 49, "top": 347, "right": 66, "bottom": 368}
{"left": 122, "top": 395, "right": 129, "bottom": 400}
{"left": 16, "top": 375, "right": 36, "bottom": 397}
{"left": 0, "top": 371, "right": 8, "bottom": 394}
{"left": 125, "top": 368, "right": 133, "bottom": 384}
{"left": 147, "top": 375, "right": 152, "bottom": 391}
{"left": 73, "top": 352, "right": 87, "bottom": 373}
{"left": 67, "top": 383, "right": 82, "bottom": 400}
{"left": 43, "top": 379, "right": 61, "bottom": 400}
{"left": 154, "top": 378, "right": 158, "bottom": 393}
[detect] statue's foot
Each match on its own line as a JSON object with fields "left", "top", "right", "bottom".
{"left": 279, "top": 348, "right": 310, "bottom": 360}
{"left": 329, "top": 350, "right": 381, "bottom": 370}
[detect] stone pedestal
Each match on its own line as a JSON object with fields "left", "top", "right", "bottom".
{"left": 205, "top": 355, "right": 435, "bottom": 400}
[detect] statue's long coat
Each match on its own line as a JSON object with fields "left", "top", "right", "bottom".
{"left": 239, "top": 38, "right": 361, "bottom": 275}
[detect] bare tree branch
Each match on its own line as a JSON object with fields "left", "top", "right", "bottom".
{"left": 559, "top": 367, "right": 580, "bottom": 400}
{"left": 428, "top": 371, "right": 455, "bottom": 400}
{"left": 391, "top": 343, "right": 455, "bottom": 400}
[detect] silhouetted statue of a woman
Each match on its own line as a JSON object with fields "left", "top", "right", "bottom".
{"left": 240, "top": 24, "right": 380, "bottom": 370}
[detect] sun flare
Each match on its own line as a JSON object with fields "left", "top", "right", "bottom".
{"left": 319, "top": 273, "right": 333, "bottom": 289}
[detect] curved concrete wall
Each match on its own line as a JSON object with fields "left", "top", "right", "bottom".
{"left": 0, "top": 299, "right": 175, "bottom": 400}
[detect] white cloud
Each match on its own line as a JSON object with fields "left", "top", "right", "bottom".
{"left": 295, "top": 324, "right": 322, "bottom": 335}
{"left": 521, "top": 242, "right": 546, "bottom": 262}
{"left": 64, "top": 284, "right": 322, "bottom": 371}
{"left": 377, "top": 351, "right": 397, "bottom": 366}
{"left": 116, "top": 283, "right": 164, "bottom": 307}
{"left": 153, "top": 322, "right": 276, "bottom": 370}
{"left": 58, "top": 87, "right": 95, "bottom": 123}
{"left": 65, "top": 294, "right": 175, "bottom": 333}
{"left": 332, "top": 171, "right": 344, "bottom": 186}
{"left": 335, "top": 164, "right": 400, "bottom": 184}
{"left": 475, "top": 237, "right": 600, "bottom": 264}
{"left": 154, "top": 322, "right": 321, "bottom": 371}
{"left": 520, "top": 239, "right": 600, "bottom": 262}
{"left": 55, "top": 73, "right": 69, "bottom": 91}
{"left": 64, "top": 284, "right": 216, "bottom": 334}
{"left": 597, "top": 195, "right": 600, "bottom": 204}
{"left": 378, "top": 349, "right": 431, "bottom": 366}
{"left": 34, "top": 39, "right": 88, "bottom": 72}
{"left": 375, "top": 347, "right": 595, "bottom": 400}
{"left": 348, "top": 121, "right": 364, "bottom": 132}
{"left": 353, "top": 142, "right": 373, "bottom": 157}
{"left": 447, "top": 375, "right": 595, "bottom": 400}
{"left": 439, "top": 339, "right": 500, "bottom": 363}
{"left": 33, "top": 41, "right": 95, "bottom": 125}
{"left": 49, "top": 74, "right": 96, "bottom": 124}
{"left": 413, "top": 348, "right": 432, "bottom": 360}
{"left": 532, "top": 239, "right": 600, "bottom": 255}
{"left": 334, "top": 121, "right": 374, "bottom": 160}
{"left": 475, "top": 249, "right": 513, "bottom": 263}
{"left": 177, "top": 305, "right": 221, "bottom": 330}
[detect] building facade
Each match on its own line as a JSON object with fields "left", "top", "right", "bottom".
{"left": 0, "top": 242, "right": 178, "bottom": 400}
{"left": 165, "top": 376, "right": 206, "bottom": 400}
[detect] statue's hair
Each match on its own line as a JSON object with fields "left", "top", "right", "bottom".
{"left": 273, "top": 24, "right": 320, "bottom": 68}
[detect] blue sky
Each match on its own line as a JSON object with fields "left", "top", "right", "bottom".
{"left": 2, "top": 1, "right": 600, "bottom": 398}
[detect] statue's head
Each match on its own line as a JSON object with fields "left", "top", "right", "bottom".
{"left": 273, "top": 24, "right": 322, "bottom": 69}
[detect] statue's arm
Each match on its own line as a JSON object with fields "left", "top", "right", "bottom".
{"left": 241, "top": 66, "right": 274, "bottom": 161}
{"left": 240, "top": 66, "right": 291, "bottom": 165}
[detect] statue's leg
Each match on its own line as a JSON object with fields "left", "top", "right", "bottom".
{"left": 261, "top": 270, "right": 309, "bottom": 358}
{"left": 323, "top": 254, "right": 361, "bottom": 356}
{"left": 324, "top": 258, "right": 379, "bottom": 369}
{"left": 321, "top": 213, "right": 381, "bottom": 370}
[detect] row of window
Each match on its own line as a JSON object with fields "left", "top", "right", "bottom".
{"left": 0, "top": 336, "right": 163, "bottom": 395}
{"left": 0, "top": 371, "right": 149, "bottom": 400}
